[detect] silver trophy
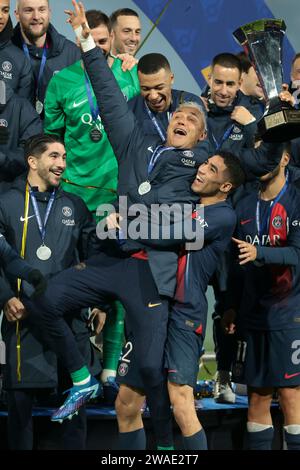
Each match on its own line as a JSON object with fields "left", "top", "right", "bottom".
{"left": 233, "top": 19, "right": 300, "bottom": 142}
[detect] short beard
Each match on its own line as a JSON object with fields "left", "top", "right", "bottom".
{"left": 260, "top": 164, "right": 281, "bottom": 187}
{"left": 22, "top": 24, "right": 48, "bottom": 43}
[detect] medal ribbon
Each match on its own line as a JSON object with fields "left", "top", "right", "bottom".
{"left": 147, "top": 145, "right": 175, "bottom": 177}
{"left": 210, "top": 124, "right": 234, "bottom": 151}
{"left": 84, "top": 70, "right": 100, "bottom": 123}
{"left": 23, "top": 42, "right": 47, "bottom": 103}
{"left": 144, "top": 102, "right": 170, "bottom": 141}
{"left": 256, "top": 170, "right": 289, "bottom": 242}
{"left": 30, "top": 188, "right": 56, "bottom": 247}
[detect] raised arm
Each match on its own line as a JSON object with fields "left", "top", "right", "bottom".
{"left": 237, "top": 142, "right": 285, "bottom": 177}
{"left": 64, "top": 0, "right": 138, "bottom": 163}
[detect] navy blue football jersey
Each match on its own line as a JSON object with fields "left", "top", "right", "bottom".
{"left": 171, "top": 200, "right": 236, "bottom": 334}
{"left": 235, "top": 183, "right": 300, "bottom": 330}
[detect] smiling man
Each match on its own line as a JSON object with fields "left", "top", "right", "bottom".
{"left": 204, "top": 52, "right": 263, "bottom": 154}
{"left": 15, "top": 0, "right": 49, "bottom": 45}
{"left": 164, "top": 152, "right": 243, "bottom": 450}
{"left": 129, "top": 53, "right": 206, "bottom": 142}
{"left": 110, "top": 8, "right": 141, "bottom": 57}
{"left": 166, "top": 102, "right": 206, "bottom": 148}
{"left": 0, "top": 133, "right": 102, "bottom": 450}
{"left": 12, "top": 0, "right": 80, "bottom": 114}
{"left": 44, "top": 9, "right": 140, "bottom": 215}
{"left": 43, "top": 7, "right": 140, "bottom": 408}
{"left": 22, "top": 1, "right": 286, "bottom": 451}
{"left": 202, "top": 52, "right": 265, "bottom": 403}
{"left": 22, "top": 1, "right": 210, "bottom": 450}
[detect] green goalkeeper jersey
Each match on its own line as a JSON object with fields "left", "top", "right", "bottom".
{"left": 44, "top": 59, "right": 140, "bottom": 215}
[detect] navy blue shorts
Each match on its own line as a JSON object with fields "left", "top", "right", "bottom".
{"left": 26, "top": 251, "right": 169, "bottom": 393}
{"left": 117, "top": 295, "right": 169, "bottom": 391}
{"left": 243, "top": 328, "right": 300, "bottom": 388}
{"left": 165, "top": 319, "right": 204, "bottom": 388}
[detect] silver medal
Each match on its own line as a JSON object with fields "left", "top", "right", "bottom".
{"left": 36, "top": 100, "right": 44, "bottom": 114}
{"left": 36, "top": 245, "right": 52, "bottom": 261}
{"left": 138, "top": 181, "right": 151, "bottom": 195}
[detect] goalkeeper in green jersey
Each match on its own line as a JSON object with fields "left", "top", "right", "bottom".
{"left": 44, "top": 9, "right": 141, "bottom": 403}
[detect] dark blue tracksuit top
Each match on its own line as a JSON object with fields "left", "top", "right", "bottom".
{"left": 128, "top": 89, "right": 206, "bottom": 141}
{"left": 82, "top": 46, "right": 287, "bottom": 297}
{"left": 0, "top": 232, "right": 35, "bottom": 282}
{"left": 12, "top": 23, "right": 80, "bottom": 105}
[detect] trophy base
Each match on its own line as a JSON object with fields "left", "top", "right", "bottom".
{"left": 258, "top": 108, "right": 300, "bottom": 142}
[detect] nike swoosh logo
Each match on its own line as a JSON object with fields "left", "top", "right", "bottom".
{"left": 240, "top": 218, "right": 252, "bottom": 225}
{"left": 147, "top": 146, "right": 154, "bottom": 153}
{"left": 148, "top": 302, "right": 162, "bottom": 308}
{"left": 284, "top": 372, "right": 300, "bottom": 379}
{"left": 20, "top": 215, "right": 35, "bottom": 222}
{"left": 73, "top": 99, "right": 88, "bottom": 108}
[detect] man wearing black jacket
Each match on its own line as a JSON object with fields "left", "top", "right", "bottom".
{"left": 0, "top": 2, "right": 41, "bottom": 193}
{"left": 22, "top": 3, "right": 287, "bottom": 451}
{"left": 128, "top": 52, "right": 206, "bottom": 142}
{"left": 0, "top": 80, "right": 42, "bottom": 190}
{"left": 0, "top": 0, "right": 33, "bottom": 99}
{"left": 0, "top": 133, "right": 102, "bottom": 450}
{"left": 203, "top": 52, "right": 263, "bottom": 154}
{"left": 12, "top": 0, "right": 80, "bottom": 115}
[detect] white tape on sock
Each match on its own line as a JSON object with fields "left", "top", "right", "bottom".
{"left": 284, "top": 424, "right": 300, "bottom": 435}
{"left": 247, "top": 422, "right": 273, "bottom": 432}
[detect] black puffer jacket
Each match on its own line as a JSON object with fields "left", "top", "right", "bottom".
{"left": 0, "top": 83, "right": 42, "bottom": 182}
{"left": 0, "top": 176, "right": 99, "bottom": 388}
{"left": 0, "top": 16, "right": 33, "bottom": 100}
{"left": 12, "top": 22, "right": 80, "bottom": 105}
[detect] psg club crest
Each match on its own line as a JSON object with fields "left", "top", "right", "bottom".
{"left": 62, "top": 206, "right": 72, "bottom": 217}
{"left": 272, "top": 215, "right": 283, "bottom": 229}
{"left": 118, "top": 362, "right": 129, "bottom": 376}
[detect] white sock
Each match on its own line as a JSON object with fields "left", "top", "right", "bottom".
{"left": 247, "top": 422, "right": 273, "bottom": 432}
{"left": 284, "top": 424, "right": 300, "bottom": 435}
